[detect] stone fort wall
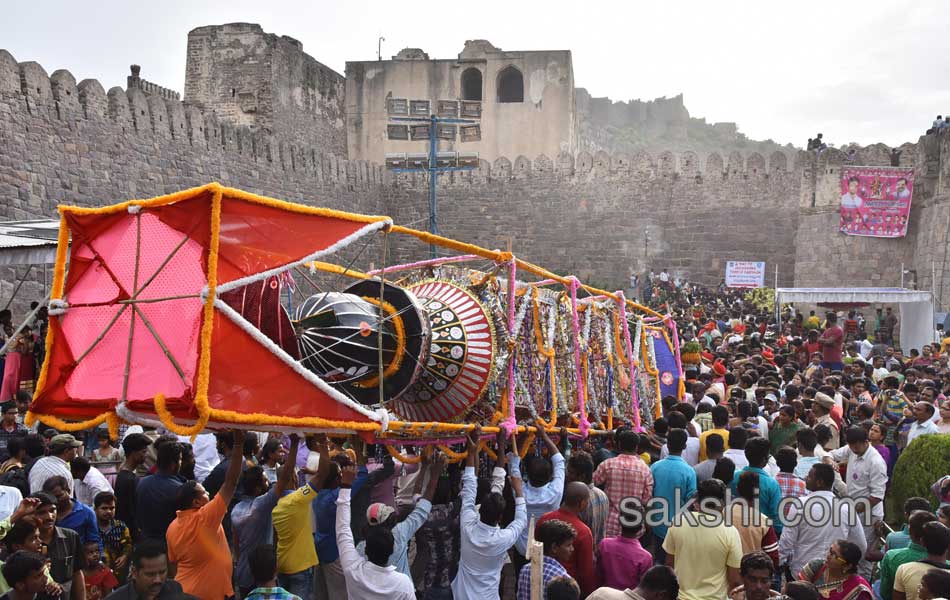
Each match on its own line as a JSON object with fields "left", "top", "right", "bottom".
{"left": 3, "top": 45, "right": 950, "bottom": 314}
{"left": 0, "top": 49, "right": 384, "bottom": 309}
{"left": 385, "top": 149, "right": 803, "bottom": 290}
{"left": 793, "top": 135, "right": 950, "bottom": 310}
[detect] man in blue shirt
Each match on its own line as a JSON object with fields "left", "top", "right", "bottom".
{"left": 650, "top": 429, "right": 697, "bottom": 562}
{"left": 312, "top": 441, "right": 371, "bottom": 599}
{"left": 885, "top": 496, "right": 932, "bottom": 552}
{"left": 43, "top": 474, "right": 103, "bottom": 555}
{"left": 232, "top": 434, "right": 299, "bottom": 597}
{"left": 730, "top": 437, "right": 783, "bottom": 534}
{"left": 136, "top": 440, "right": 184, "bottom": 542}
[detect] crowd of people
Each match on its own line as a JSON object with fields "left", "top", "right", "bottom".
{"left": 0, "top": 282, "right": 947, "bottom": 600}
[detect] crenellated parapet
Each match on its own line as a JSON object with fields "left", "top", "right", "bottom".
{"left": 385, "top": 147, "right": 798, "bottom": 184}
{"left": 0, "top": 49, "right": 385, "bottom": 190}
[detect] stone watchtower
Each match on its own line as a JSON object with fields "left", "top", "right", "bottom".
{"left": 183, "top": 23, "right": 346, "bottom": 156}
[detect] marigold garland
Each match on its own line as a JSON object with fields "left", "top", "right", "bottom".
{"left": 32, "top": 214, "right": 70, "bottom": 401}
{"left": 352, "top": 297, "right": 407, "bottom": 388}
{"left": 25, "top": 411, "right": 109, "bottom": 433}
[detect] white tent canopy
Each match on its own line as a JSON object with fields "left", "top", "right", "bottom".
{"left": 0, "top": 219, "right": 61, "bottom": 266}
{"left": 776, "top": 287, "right": 935, "bottom": 352}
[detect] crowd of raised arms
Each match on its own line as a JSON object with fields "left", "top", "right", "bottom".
{"left": 0, "top": 281, "right": 948, "bottom": 600}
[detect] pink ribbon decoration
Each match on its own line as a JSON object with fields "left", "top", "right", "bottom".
{"left": 666, "top": 316, "right": 686, "bottom": 400}
{"left": 616, "top": 291, "right": 642, "bottom": 432}
{"left": 502, "top": 258, "right": 519, "bottom": 437}
{"left": 568, "top": 277, "right": 591, "bottom": 437}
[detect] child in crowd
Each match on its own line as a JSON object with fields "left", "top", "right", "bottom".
{"left": 81, "top": 540, "right": 118, "bottom": 599}
{"left": 91, "top": 429, "right": 122, "bottom": 463}
{"left": 93, "top": 492, "right": 131, "bottom": 582}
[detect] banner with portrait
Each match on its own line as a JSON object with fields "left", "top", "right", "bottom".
{"left": 839, "top": 166, "right": 914, "bottom": 238}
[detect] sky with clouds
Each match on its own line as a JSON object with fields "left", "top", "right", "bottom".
{"left": 4, "top": 0, "right": 947, "bottom": 148}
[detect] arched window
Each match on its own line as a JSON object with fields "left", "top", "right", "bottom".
{"left": 496, "top": 66, "right": 523, "bottom": 103}
{"left": 461, "top": 68, "right": 482, "bottom": 101}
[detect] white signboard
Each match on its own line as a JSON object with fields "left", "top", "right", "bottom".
{"left": 725, "top": 261, "right": 766, "bottom": 288}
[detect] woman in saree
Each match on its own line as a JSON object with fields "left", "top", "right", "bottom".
{"left": 798, "top": 540, "right": 872, "bottom": 600}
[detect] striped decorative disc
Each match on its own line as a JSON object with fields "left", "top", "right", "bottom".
{"left": 390, "top": 280, "right": 497, "bottom": 422}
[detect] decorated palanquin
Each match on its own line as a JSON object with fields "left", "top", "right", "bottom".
{"left": 29, "top": 183, "right": 682, "bottom": 446}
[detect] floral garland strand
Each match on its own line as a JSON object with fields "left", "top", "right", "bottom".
{"left": 603, "top": 315, "right": 619, "bottom": 412}
{"left": 581, "top": 304, "right": 593, "bottom": 349}
{"left": 567, "top": 278, "right": 590, "bottom": 437}
{"left": 508, "top": 293, "right": 532, "bottom": 349}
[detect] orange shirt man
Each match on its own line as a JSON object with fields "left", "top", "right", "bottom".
{"left": 167, "top": 430, "right": 245, "bottom": 599}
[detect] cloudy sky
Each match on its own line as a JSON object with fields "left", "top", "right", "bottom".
{"left": 4, "top": 1, "right": 947, "bottom": 147}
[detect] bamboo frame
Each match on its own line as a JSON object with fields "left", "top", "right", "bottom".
{"left": 28, "top": 182, "right": 675, "bottom": 441}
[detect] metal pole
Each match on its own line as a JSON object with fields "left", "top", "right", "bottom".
{"left": 901, "top": 263, "right": 905, "bottom": 289}
{"left": 774, "top": 264, "right": 779, "bottom": 326}
{"left": 428, "top": 113, "right": 438, "bottom": 259}
{"left": 1, "top": 265, "right": 33, "bottom": 312}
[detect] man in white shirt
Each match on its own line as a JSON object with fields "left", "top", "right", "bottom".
{"left": 723, "top": 428, "right": 750, "bottom": 471}
{"left": 453, "top": 429, "right": 527, "bottom": 600}
{"left": 779, "top": 462, "right": 867, "bottom": 578}
{"left": 178, "top": 433, "right": 219, "bottom": 483}
{"left": 70, "top": 455, "right": 114, "bottom": 507}
{"left": 508, "top": 426, "right": 565, "bottom": 559}
{"left": 659, "top": 412, "right": 700, "bottom": 466}
{"left": 335, "top": 465, "right": 415, "bottom": 600}
{"left": 0, "top": 484, "right": 22, "bottom": 521}
{"left": 906, "top": 402, "right": 940, "bottom": 445}
{"left": 829, "top": 426, "right": 888, "bottom": 578}
{"left": 29, "top": 433, "right": 81, "bottom": 495}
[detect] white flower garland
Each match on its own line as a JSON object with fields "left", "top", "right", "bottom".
{"left": 508, "top": 294, "right": 531, "bottom": 345}
{"left": 646, "top": 334, "right": 658, "bottom": 372}
{"left": 581, "top": 305, "right": 593, "bottom": 350}
{"left": 632, "top": 317, "right": 643, "bottom": 363}
{"left": 546, "top": 299, "right": 558, "bottom": 349}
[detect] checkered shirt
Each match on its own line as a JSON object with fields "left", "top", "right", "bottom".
{"left": 579, "top": 483, "right": 609, "bottom": 548}
{"left": 516, "top": 556, "right": 569, "bottom": 600}
{"left": 244, "top": 587, "right": 302, "bottom": 600}
{"left": 775, "top": 472, "right": 807, "bottom": 518}
{"left": 592, "top": 454, "right": 654, "bottom": 538}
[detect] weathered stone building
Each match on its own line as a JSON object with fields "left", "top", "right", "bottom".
{"left": 2, "top": 22, "right": 950, "bottom": 316}
{"left": 345, "top": 40, "right": 577, "bottom": 165}
{"left": 184, "top": 23, "right": 346, "bottom": 157}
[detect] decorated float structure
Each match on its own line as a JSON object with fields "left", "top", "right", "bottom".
{"left": 27, "top": 184, "right": 682, "bottom": 453}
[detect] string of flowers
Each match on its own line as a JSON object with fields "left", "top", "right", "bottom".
{"left": 581, "top": 304, "right": 593, "bottom": 349}
{"left": 508, "top": 293, "right": 532, "bottom": 349}
{"left": 603, "top": 314, "right": 618, "bottom": 410}
{"left": 567, "top": 278, "right": 590, "bottom": 437}
{"left": 616, "top": 291, "right": 642, "bottom": 431}
{"left": 500, "top": 259, "right": 519, "bottom": 436}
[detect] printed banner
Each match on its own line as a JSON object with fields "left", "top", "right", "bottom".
{"left": 839, "top": 166, "right": 914, "bottom": 238}
{"left": 725, "top": 261, "right": 766, "bottom": 288}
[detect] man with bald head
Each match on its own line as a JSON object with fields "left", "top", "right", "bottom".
{"left": 537, "top": 481, "right": 595, "bottom": 596}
